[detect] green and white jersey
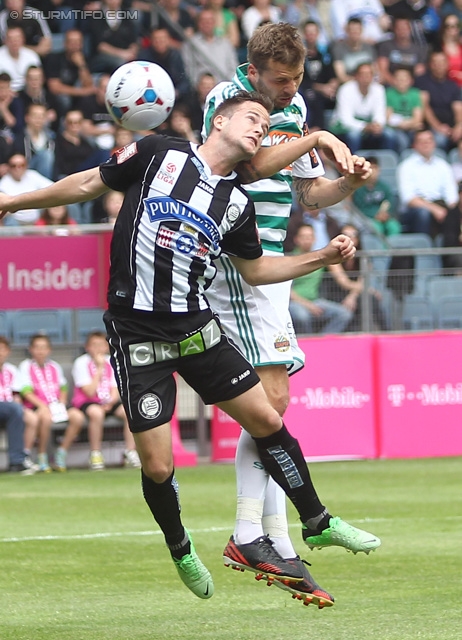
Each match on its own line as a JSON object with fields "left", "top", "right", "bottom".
{"left": 202, "top": 63, "right": 325, "bottom": 254}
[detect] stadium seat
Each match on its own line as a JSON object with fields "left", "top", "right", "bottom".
{"left": 0, "top": 311, "right": 12, "bottom": 340}
{"left": 386, "top": 234, "right": 442, "bottom": 296}
{"left": 10, "top": 309, "right": 72, "bottom": 346}
{"left": 401, "top": 295, "right": 434, "bottom": 331}
{"left": 434, "top": 295, "right": 462, "bottom": 329}
{"left": 75, "top": 308, "right": 106, "bottom": 344}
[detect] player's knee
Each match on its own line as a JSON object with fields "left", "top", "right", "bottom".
{"left": 141, "top": 457, "right": 173, "bottom": 483}
{"left": 267, "top": 389, "right": 289, "bottom": 416}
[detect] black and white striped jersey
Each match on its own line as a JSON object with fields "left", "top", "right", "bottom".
{"left": 100, "top": 135, "right": 262, "bottom": 313}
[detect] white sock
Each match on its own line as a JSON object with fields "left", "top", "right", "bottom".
{"left": 262, "top": 477, "right": 297, "bottom": 559}
{"left": 234, "top": 429, "right": 267, "bottom": 544}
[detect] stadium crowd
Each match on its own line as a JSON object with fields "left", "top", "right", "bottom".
{"left": 2, "top": 0, "right": 462, "bottom": 336}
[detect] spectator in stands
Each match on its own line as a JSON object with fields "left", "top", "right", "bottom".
{"left": 155, "top": 0, "right": 195, "bottom": 48}
{"left": 285, "top": 0, "right": 330, "bottom": 50}
{"left": 44, "top": 28, "right": 96, "bottom": 118}
{"left": 377, "top": 17, "right": 427, "bottom": 86}
{"left": 289, "top": 223, "right": 354, "bottom": 334}
{"left": 298, "top": 20, "right": 338, "bottom": 130}
{"left": 331, "top": 18, "right": 377, "bottom": 86}
{"left": 0, "top": 153, "right": 52, "bottom": 225}
{"left": 185, "top": 72, "right": 217, "bottom": 136}
{"left": 0, "top": 27, "right": 41, "bottom": 91}
{"left": 385, "top": 67, "right": 424, "bottom": 153}
{"left": 439, "top": 13, "right": 462, "bottom": 87}
{"left": 16, "top": 65, "right": 58, "bottom": 132}
{"left": 352, "top": 156, "right": 402, "bottom": 236}
{"left": 87, "top": 0, "right": 139, "bottom": 73}
{"left": 53, "top": 110, "right": 106, "bottom": 180}
{"left": 241, "top": 0, "right": 282, "bottom": 42}
{"left": 159, "top": 104, "right": 199, "bottom": 142}
{"left": 330, "top": 0, "right": 390, "bottom": 45}
{"left": 450, "top": 138, "right": 462, "bottom": 181}
{"left": 59, "top": 330, "right": 141, "bottom": 472}
{"left": 0, "top": 72, "right": 19, "bottom": 154}
{"left": 206, "top": 0, "right": 241, "bottom": 49}
{"left": 415, "top": 50, "right": 462, "bottom": 151}
{"left": 440, "top": 179, "right": 462, "bottom": 269}
{"left": 34, "top": 204, "right": 79, "bottom": 234}
{"left": 0, "top": 0, "right": 52, "bottom": 57}
{"left": 138, "top": 27, "right": 191, "bottom": 102}
{"left": 99, "top": 190, "right": 124, "bottom": 226}
{"left": 382, "top": 0, "right": 429, "bottom": 47}
{"left": 329, "top": 62, "right": 397, "bottom": 153}
{"left": 13, "top": 103, "right": 55, "bottom": 179}
{"left": 0, "top": 335, "right": 38, "bottom": 474}
{"left": 397, "top": 128, "right": 459, "bottom": 237}
{"left": 320, "top": 223, "right": 389, "bottom": 331}
{"left": 182, "top": 9, "right": 238, "bottom": 86}
{"left": 78, "top": 75, "right": 116, "bottom": 154}
{"left": 19, "top": 333, "right": 85, "bottom": 473}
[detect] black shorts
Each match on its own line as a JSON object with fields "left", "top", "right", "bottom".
{"left": 104, "top": 308, "right": 260, "bottom": 433}
{"left": 78, "top": 401, "right": 122, "bottom": 416}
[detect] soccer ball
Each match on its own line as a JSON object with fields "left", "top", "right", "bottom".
{"left": 105, "top": 61, "right": 175, "bottom": 131}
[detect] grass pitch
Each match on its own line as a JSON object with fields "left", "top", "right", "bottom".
{"left": 1, "top": 457, "right": 461, "bottom": 640}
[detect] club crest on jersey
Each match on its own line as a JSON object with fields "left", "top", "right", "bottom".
{"left": 226, "top": 203, "right": 241, "bottom": 223}
{"left": 274, "top": 333, "right": 290, "bottom": 352}
{"left": 115, "top": 142, "right": 137, "bottom": 163}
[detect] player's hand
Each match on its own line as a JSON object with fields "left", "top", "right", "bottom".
{"left": 315, "top": 131, "right": 356, "bottom": 174}
{"left": 321, "top": 234, "right": 356, "bottom": 265}
{"left": 342, "top": 156, "right": 373, "bottom": 187}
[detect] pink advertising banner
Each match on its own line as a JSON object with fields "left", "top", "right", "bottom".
{"left": 285, "top": 335, "right": 378, "bottom": 460}
{"left": 376, "top": 332, "right": 462, "bottom": 459}
{"left": 211, "top": 334, "right": 378, "bottom": 462}
{"left": 0, "top": 235, "right": 108, "bottom": 309}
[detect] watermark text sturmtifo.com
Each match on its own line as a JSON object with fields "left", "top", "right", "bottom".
{"left": 18, "top": 9, "right": 139, "bottom": 21}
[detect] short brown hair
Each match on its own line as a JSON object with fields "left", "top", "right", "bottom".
{"left": 247, "top": 22, "right": 306, "bottom": 71}
{"left": 212, "top": 90, "right": 273, "bottom": 128}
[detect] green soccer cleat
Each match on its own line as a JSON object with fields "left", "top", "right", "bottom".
{"left": 303, "top": 516, "right": 381, "bottom": 554}
{"left": 172, "top": 532, "right": 214, "bottom": 599}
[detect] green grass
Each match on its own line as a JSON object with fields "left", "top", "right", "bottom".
{"left": 1, "top": 457, "right": 462, "bottom": 640}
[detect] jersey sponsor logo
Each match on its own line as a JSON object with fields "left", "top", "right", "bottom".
{"left": 309, "top": 149, "right": 320, "bottom": 168}
{"left": 269, "top": 131, "right": 301, "bottom": 146}
{"left": 145, "top": 196, "right": 221, "bottom": 250}
{"left": 166, "top": 162, "right": 176, "bottom": 173}
{"left": 156, "top": 225, "right": 209, "bottom": 258}
{"left": 138, "top": 393, "right": 162, "bottom": 420}
{"left": 274, "top": 334, "right": 290, "bottom": 352}
{"left": 115, "top": 142, "right": 137, "bottom": 163}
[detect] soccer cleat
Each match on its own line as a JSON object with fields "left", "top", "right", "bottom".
{"left": 123, "top": 449, "right": 141, "bottom": 468}
{"left": 271, "top": 557, "right": 334, "bottom": 609}
{"left": 303, "top": 516, "right": 381, "bottom": 554}
{"left": 89, "top": 450, "right": 105, "bottom": 471}
{"left": 54, "top": 447, "right": 67, "bottom": 472}
{"left": 223, "top": 535, "right": 304, "bottom": 582}
{"left": 37, "top": 452, "right": 52, "bottom": 473}
{"left": 172, "top": 531, "right": 214, "bottom": 599}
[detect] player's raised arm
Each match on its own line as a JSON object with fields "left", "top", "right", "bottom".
{"left": 0, "top": 168, "right": 110, "bottom": 220}
{"left": 230, "top": 234, "right": 356, "bottom": 286}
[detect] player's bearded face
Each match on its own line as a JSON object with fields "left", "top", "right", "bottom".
{"left": 250, "top": 61, "right": 304, "bottom": 109}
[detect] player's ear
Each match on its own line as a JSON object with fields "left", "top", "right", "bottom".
{"left": 247, "top": 64, "right": 258, "bottom": 83}
{"left": 212, "top": 113, "right": 225, "bottom": 131}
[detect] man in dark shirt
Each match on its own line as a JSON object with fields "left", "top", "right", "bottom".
{"left": 0, "top": 92, "right": 363, "bottom": 604}
{"left": 415, "top": 49, "right": 462, "bottom": 150}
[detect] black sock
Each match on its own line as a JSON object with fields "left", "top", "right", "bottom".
{"left": 253, "top": 424, "right": 327, "bottom": 523}
{"left": 141, "top": 470, "right": 190, "bottom": 557}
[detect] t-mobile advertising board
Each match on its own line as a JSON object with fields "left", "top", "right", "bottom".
{"left": 0, "top": 234, "right": 111, "bottom": 309}
{"left": 211, "top": 335, "right": 378, "bottom": 461}
{"left": 211, "top": 332, "right": 462, "bottom": 461}
{"left": 376, "top": 332, "right": 462, "bottom": 458}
